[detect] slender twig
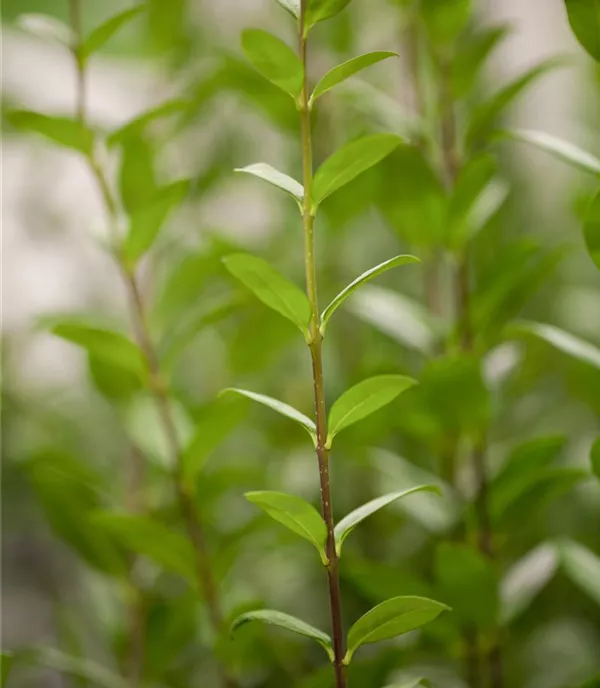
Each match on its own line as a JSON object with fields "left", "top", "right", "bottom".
{"left": 67, "top": 3, "right": 233, "bottom": 685}
{"left": 298, "top": 5, "right": 346, "bottom": 687}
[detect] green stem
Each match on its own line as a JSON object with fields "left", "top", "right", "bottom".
{"left": 299, "top": 5, "right": 346, "bottom": 688}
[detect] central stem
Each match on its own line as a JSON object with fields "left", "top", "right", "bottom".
{"left": 298, "top": 6, "right": 346, "bottom": 687}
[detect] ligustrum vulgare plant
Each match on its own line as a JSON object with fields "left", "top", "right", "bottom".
{"left": 223, "top": 1, "right": 449, "bottom": 686}
{"left": 7, "top": 2, "right": 242, "bottom": 687}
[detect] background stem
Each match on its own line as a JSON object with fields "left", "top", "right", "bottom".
{"left": 299, "top": 5, "right": 346, "bottom": 687}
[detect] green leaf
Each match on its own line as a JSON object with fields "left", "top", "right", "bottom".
{"left": 320, "top": 255, "right": 420, "bottom": 335}
{"left": 510, "top": 321, "right": 600, "bottom": 370}
{"left": 466, "top": 58, "right": 568, "bottom": 147}
{"left": 221, "top": 388, "right": 316, "bottom": 443}
{"left": 182, "top": 396, "right": 247, "bottom": 481}
{"left": 421, "top": 0, "right": 472, "bottom": 45}
{"left": 305, "top": 0, "right": 353, "bottom": 33}
{"left": 591, "top": 438, "right": 600, "bottom": 481}
{"left": 451, "top": 25, "right": 510, "bottom": 98}
{"left": 558, "top": 539, "right": 600, "bottom": 606}
{"left": 327, "top": 375, "right": 416, "bottom": 446}
{"left": 47, "top": 319, "right": 145, "bottom": 378}
{"left": 7, "top": 111, "right": 94, "bottom": 155}
{"left": 344, "top": 596, "right": 450, "bottom": 665}
{"left": 275, "top": 0, "right": 300, "bottom": 17}
{"left": 310, "top": 52, "right": 398, "bottom": 105}
{"left": 435, "top": 543, "right": 498, "bottom": 630}
{"left": 312, "top": 134, "right": 403, "bottom": 211}
{"left": 241, "top": 29, "right": 303, "bottom": 98}
{"left": 584, "top": 189, "right": 600, "bottom": 270}
{"left": 334, "top": 485, "right": 441, "bottom": 556}
{"left": 381, "top": 681, "right": 425, "bottom": 688}
{"left": 92, "top": 512, "right": 196, "bottom": 583}
{"left": 231, "top": 609, "right": 334, "bottom": 661}
{"left": 28, "top": 648, "right": 129, "bottom": 688}
{"left": 245, "top": 491, "right": 328, "bottom": 563}
{"left": 107, "top": 99, "right": 191, "bottom": 146}
{"left": 81, "top": 5, "right": 145, "bottom": 60}
{"left": 235, "top": 163, "right": 303, "bottom": 202}
{"left": 500, "top": 543, "right": 559, "bottom": 624}
{"left": 118, "top": 134, "right": 157, "bottom": 215}
{"left": 500, "top": 130, "right": 600, "bottom": 177}
{"left": 564, "top": 0, "right": 600, "bottom": 62}
{"left": 88, "top": 353, "right": 142, "bottom": 401}
{"left": 124, "top": 179, "right": 189, "bottom": 262}
{"left": 1, "top": 651, "right": 15, "bottom": 688}
{"left": 17, "top": 13, "right": 73, "bottom": 45}
{"left": 222, "top": 253, "right": 311, "bottom": 336}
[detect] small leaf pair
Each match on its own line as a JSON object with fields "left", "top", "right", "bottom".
{"left": 231, "top": 596, "right": 449, "bottom": 665}
{"left": 246, "top": 484, "right": 440, "bottom": 563}
{"left": 223, "top": 374, "right": 416, "bottom": 448}
{"left": 275, "top": 0, "right": 354, "bottom": 37}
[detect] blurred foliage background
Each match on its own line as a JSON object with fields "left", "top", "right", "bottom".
{"left": 2, "top": 1, "right": 600, "bottom": 687}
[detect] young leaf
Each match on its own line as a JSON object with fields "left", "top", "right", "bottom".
{"left": 29, "top": 648, "right": 129, "bottom": 688}
{"left": 334, "top": 485, "right": 441, "bottom": 556}
{"left": 18, "top": 13, "right": 73, "bottom": 45}
{"left": 107, "top": 99, "right": 191, "bottom": 146}
{"left": 500, "top": 130, "right": 600, "bottom": 177}
{"left": 245, "top": 491, "right": 328, "bottom": 563}
{"left": 304, "top": 0, "right": 353, "bottom": 34}
{"left": 80, "top": 6, "right": 145, "bottom": 60}
{"left": 310, "top": 52, "right": 398, "bottom": 105}
{"left": 118, "top": 134, "right": 157, "bottom": 215}
{"left": 124, "top": 179, "right": 190, "bottom": 263}
{"left": 327, "top": 375, "right": 416, "bottom": 446}
{"left": 558, "top": 539, "right": 600, "bottom": 606}
{"left": 320, "top": 255, "right": 420, "bottom": 335}
{"left": 344, "top": 596, "right": 450, "bottom": 665}
{"left": 451, "top": 25, "right": 510, "bottom": 98}
{"left": 222, "top": 253, "right": 312, "bottom": 336}
{"left": 584, "top": 189, "right": 600, "bottom": 270}
{"left": 591, "top": 438, "right": 600, "bottom": 481}
{"left": 435, "top": 543, "right": 499, "bottom": 630}
{"left": 564, "top": 0, "right": 600, "bottom": 62}
{"left": 7, "top": 111, "right": 94, "bottom": 155}
{"left": 312, "top": 135, "right": 403, "bottom": 211}
{"left": 421, "top": 0, "right": 472, "bottom": 45}
{"left": 221, "top": 388, "right": 317, "bottom": 443}
{"left": 47, "top": 319, "right": 145, "bottom": 378}
{"left": 466, "top": 58, "right": 568, "bottom": 147}
{"left": 235, "top": 163, "right": 304, "bottom": 202}
{"left": 92, "top": 513, "right": 197, "bottom": 583}
{"left": 1, "top": 651, "right": 15, "bottom": 688}
{"left": 241, "top": 29, "right": 303, "bottom": 98}
{"left": 509, "top": 321, "right": 600, "bottom": 370}
{"left": 500, "top": 542, "right": 559, "bottom": 624}
{"left": 275, "top": 0, "right": 300, "bottom": 18}
{"left": 231, "top": 609, "right": 334, "bottom": 661}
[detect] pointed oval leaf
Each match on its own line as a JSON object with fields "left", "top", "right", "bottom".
{"left": 558, "top": 539, "right": 600, "bottom": 606}
{"left": 344, "top": 596, "right": 450, "bottom": 665}
{"left": 275, "top": 0, "right": 300, "bottom": 17}
{"left": 305, "top": 0, "right": 353, "bottom": 33}
{"left": 221, "top": 388, "right": 316, "bottom": 442}
{"left": 245, "top": 491, "right": 327, "bottom": 562}
{"left": 327, "top": 375, "right": 416, "bottom": 446}
{"left": 47, "top": 319, "right": 146, "bottom": 378}
{"left": 118, "top": 134, "right": 157, "bottom": 215}
{"left": 310, "top": 52, "right": 398, "bottom": 104}
{"left": 500, "top": 129, "right": 600, "bottom": 177}
{"left": 334, "top": 485, "right": 441, "bottom": 556}
{"left": 312, "top": 135, "right": 403, "bottom": 211}
{"left": 222, "top": 253, "right": 311, "bottom": 336}
{"left": 466, "top": 58, "right": 568, "bottom": 147}
{"left": 18, "top": 13, "right": 74, "bottom": 45}
{"left": 584, "top": 189, "right": 600, "bottom": 270}
{"left": 320, "top": 255, "right": 420, "bottom": 334}
{"left": 591, "top": 438, "right": 600, "bottom": 481}
{"left": 241, "top": 29, "right": 303, "bottom": 98}
{"left": 7, "top": 110, "right": 94, "bottom": 155}
{"left": 124, "top": 179, "right": 190, "bottom": 263}
{"left": 81, "top": 6, "right": 145, "bottom": 60}
{"left": 108, "top": 99, "right": 191, "bottom": 147}
{"left": 231, "top": 609, "right": 333, "bottom": 660}
{"left": 510, "top": 321, "right": 600, "bottom": 370}
{"left": 235, "top": 163, "right": 304, "bottom": 202}
{"left": 30, "top": 649, "right": 129, "bottom": 688}
{"left": 92, "top": 512, "right": 196, "bottom": 583}
{"left": 564, "top": 0, "right": 600, "bottom": 62}
{"left": 421, "top": 0, "right": 472, "bottom": 45}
